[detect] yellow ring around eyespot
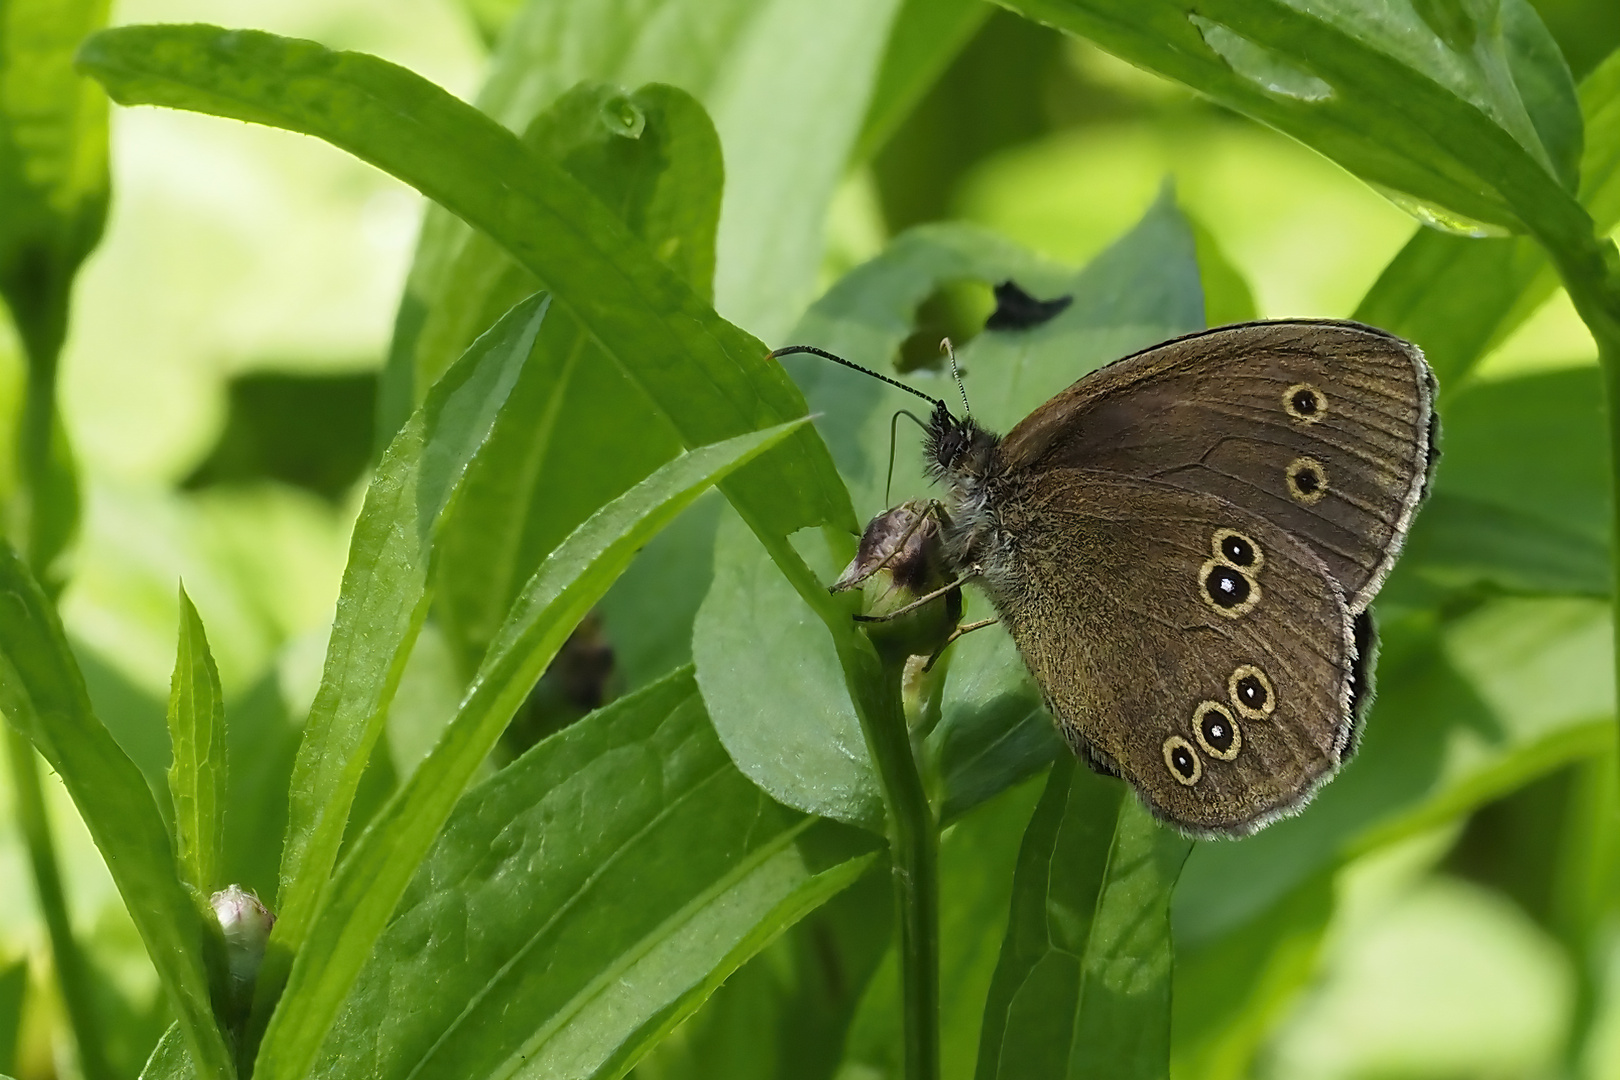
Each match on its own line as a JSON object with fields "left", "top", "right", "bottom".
{"left": 1162, "top": 735, "right": 1202, "bottom": 786}
{"left": 1193, "top": 700, "right": 1241, "bottom": 761}
{"left": 1285, "top": 456, "right": 1328, "bottom": 505}
{"left": 1228, "top": 664, "right": 1276, "bottom": 720}
{"left": 1198, "top": 558, "right": 1261, "bottom": 619}
{"left": 1284, "top": 383, "right": 1327, "bottom": 424}
{"left": 1211, "top": 527, "right": 1264, "bottom": 571}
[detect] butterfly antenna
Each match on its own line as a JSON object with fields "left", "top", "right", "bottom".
{"left": 941, "top": 338, "right": 971, "bottom": 419}
{"left": 886, "top": 409, "right": 929, "bottom": 503}
{"left": 770, "top": 345, "right": 948, "bottom": 413}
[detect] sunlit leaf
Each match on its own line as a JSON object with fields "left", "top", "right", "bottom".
{"left": 1000, "top": 0, "right": 1589, "bottom": 243}
{"left": 255, "top": 420, "right": 809, "bottom": 1080}
{"left": 268, "top": 291, "right": 549, "bottom": 976}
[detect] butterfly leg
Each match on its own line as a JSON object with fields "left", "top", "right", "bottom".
{"left": 853, "top": 565, "right": 982, "bottom": 623}
{"left": 921, "top": 617, "right": 998, "bottom": 672}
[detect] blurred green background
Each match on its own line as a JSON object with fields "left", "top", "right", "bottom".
{"left": 3, "top": 0, "right": 1620, "bottom": 1077}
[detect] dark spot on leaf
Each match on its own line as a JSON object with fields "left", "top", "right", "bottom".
{"left": 984, "top": 280, "right": 1072, "bottom": 331}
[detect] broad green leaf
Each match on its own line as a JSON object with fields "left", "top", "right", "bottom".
{"left": 999, "top": 0, "right": 1589, "bottom": 243}
{"left": 432, "top": 81, "right": 717, "bottom": 676}
{"left": 0, "top": 0, "right": 109, "bottom": 580}
{"left": 976, "top": 758, "right": 1193, "bottom": 1080}
{"left": 1390, "top": 367, "right": 1610, "bottom": 603}
{"left": 0, "top": 545, "right": 233, "bottom": 1079}
{"left": 699, "top": 196, "right": 1203, "bottom": 827}
{"left": 0, "top": 956, "right": 25, "bottom": 1073}
{"left": 470, "top": 0, "right": 906, "bottom": 341}
{"left": 77, "top": 22, "right": 854, "bottom": 555}
{"left": 631, "top": 849, "right": 892, "bottom": 1080}
{"left": 1356, "top": 47, "right": 1620, "bottom": 391}
{"left": 695, "top": 511, "right": 885, "bottom": 829}
{"left": 268, "top": 292, "right": 549, "bottom": 978}
{"left": 837, "top": 777, "right": 1045, "bottom": 1080}
{"left": 254, "top": 420, "right": 809, "bottom": 1080}
{"left": 1175, "top": 597, "right": 1613, "bottom": 943}
{"left": 310, "top": 667, "right": 875, "bottom": 1080}
{"left": 166, "top": 585, "right": 226, "bottom": 897}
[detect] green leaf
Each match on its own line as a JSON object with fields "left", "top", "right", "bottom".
{"left": 310, "top": 667, "right": 875, "bottom": 1080}
{"left": 695, "top": 510, "right": 885, "bottom": 829}
{"left": 998, "top": 0, "right": 1589, "bottom": 242}
{"left": 472, "top": 0, "right": 907, "bottom": 341}
{"left": 975, "top": 758, "right": 1193, "bottom": 1080}
{"left": 76, "top": 21, "right": 853, "bottom": 552}
{"left": 166, "top": 585, "right": 227, "bottom": 897}
{"left": 1355, "top": 48, "right": 1620, "bottom": 390}
{"left": 0, "top": 545, "right": 233, "bottom": 1079}
{"left": 382, "top": 80, "right": 721, "bottom": 441}
{"left": 268, "top": 292, "right": 549, "bottom": 977}
{"left": 0, "top": 0, "right": 109, "bottom": 337}
{"left": 431, "top": 81, "right": 718, "bottom": 675}
{"left": 1391, "top": 367, "right": 1610, "bottom": 603}
{"left": 254, "top": 420, "right": 809, "bottom": 1080}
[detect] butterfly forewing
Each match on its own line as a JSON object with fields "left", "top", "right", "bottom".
{"left": 995, "top": 321, "right": 1434, "bottom": 611}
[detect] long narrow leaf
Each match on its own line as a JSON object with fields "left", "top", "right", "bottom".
{"left": 268, "top": 291, "right": 547, "bottom": 971}
{"left": 0, "top": 545, "right": 233, "bottom": 1079}
{"left": 254, "top": 419, "right": 808, "bottom": 1080}
{"left": 167, "top": 585, "right": 227, "bottom": 896}
{"left": 976, "top": 759, "right": 1192, "bottom": 1080}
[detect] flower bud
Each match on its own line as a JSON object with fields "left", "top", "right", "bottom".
{"left": 832, "top": 500, "right": 961, "bottom": 656}
{"left": 212, "top": 885, "right": 274, "bottom": 1018}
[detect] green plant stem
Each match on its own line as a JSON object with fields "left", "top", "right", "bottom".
{"left": 3, "top": 727, "right": 112, "bottom": 1080}
{"left": 851, "top": 647, "right": 940, "bottom": 1080}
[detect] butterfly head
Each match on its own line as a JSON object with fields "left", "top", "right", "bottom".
{"left": 924, "top": 402, "right": 999, "bottom": 482}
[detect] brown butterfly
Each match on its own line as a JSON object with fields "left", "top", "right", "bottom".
{"left": 781, "top": 315, "right": 1435, "bottom": 836}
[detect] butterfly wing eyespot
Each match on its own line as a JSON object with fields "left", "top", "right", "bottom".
{"left": 1212, "top": 527, "right": 1263, "bottom": 569}
{"left": 1193, "top": 701, "right": 1241, "bottom": 760}
{"left": 1228, "top": 664, "right": 1276, "bottom": 719}
{"left": 1199, "top": 558, "right": 1260, "bottom": 617}
{"left": 1162, "top": 735, "right": 1202, "bottom": 785}
{"left": 1284, "top": 383, "right": 1327, "bottom": 423}
{"left": 1285, "top": 457, "right": 1328, "bottom": 505}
